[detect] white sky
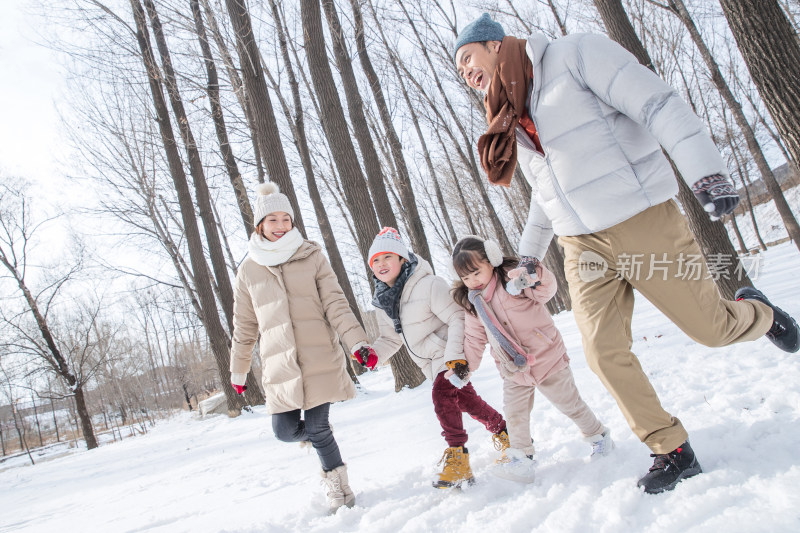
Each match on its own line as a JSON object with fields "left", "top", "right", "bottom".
{"left": 0, "top": 0, "right": 68, "bottom": 188}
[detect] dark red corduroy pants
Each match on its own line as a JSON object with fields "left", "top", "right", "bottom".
{"left": 432, "top": 371, "right": 506, "bottom": 447}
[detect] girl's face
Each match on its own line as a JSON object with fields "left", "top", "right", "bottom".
{"left": 459, "top": 258, "right": 494, "bottom": 291}
{"left": 260, "top": 212, "right": 293, "bottom": 242}
{"left": 371, "top": 253, "right": 405, "bottom": 287}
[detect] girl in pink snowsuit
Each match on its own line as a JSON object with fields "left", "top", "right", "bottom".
{"left": 451, "top": 236, "right": 613, "bottom": 483}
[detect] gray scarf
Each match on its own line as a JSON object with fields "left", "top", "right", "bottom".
{"left": 468, "top": 289, "right": 528, "bottom": 367}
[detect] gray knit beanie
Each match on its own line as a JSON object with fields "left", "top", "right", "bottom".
{"left": 253, "top": 181, "right": 294, "bottom": 226}
{"left": 368, "top": 227, "right": 410, "bottom": 265}
{"left": 453, "top": 13, "right": 506, "bottom": 60}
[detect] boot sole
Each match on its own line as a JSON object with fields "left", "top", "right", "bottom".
{"left": 640, "top": 463, "right": 703, "bottom": 494}
{"left": 432, "top": 477, "right": 476, "bottom": 489}
{"left": 736, "top": 288, "right": 800, "bottom": 353}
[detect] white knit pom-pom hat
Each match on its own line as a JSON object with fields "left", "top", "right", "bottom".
{"left": 368, "top": 227, "right": 410, "bottom": 265}
{"left": 253, "top": 181, "right": 294, "bottom": 225}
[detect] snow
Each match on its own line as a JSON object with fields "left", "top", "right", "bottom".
{"left": 3, "top": 244, "right": 800, "bottom": 533}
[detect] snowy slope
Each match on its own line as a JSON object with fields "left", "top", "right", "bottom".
{"left": 2, "top": 244, "right": 800, "bottom": 533}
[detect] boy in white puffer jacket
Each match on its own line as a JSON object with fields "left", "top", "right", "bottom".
{"left": 356, "top": 227, "right": 508, "bottom": 489}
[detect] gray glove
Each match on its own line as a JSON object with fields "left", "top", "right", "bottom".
{"left": 692, "top": 174, "right": 739, "bottom": 221}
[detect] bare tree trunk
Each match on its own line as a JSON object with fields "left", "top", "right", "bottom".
{"left": 347, "top": 0, "right": 432, "bottom": 261}
{"left": 321, "top": 0, "right": 398, "bottom": 231}
{"left": 513, "top": 166, "right": 571, "bottom": 311}
{"left": 199, "top": 0, "right": 265, "bottom": 181}
{"left": 267, "top": 0, "right": 365, "bottom": 358}
{"left": 300, "top": 0, "right": 379, "bottom": 259}
{"left": 144, "top": 0, "right": 237, "bottom": 333}
{"left": 224, "top": 0, "right": 305, "bottom": 232}
{"left": 130, "top": 0, "right": 244, "bottom": 415}
{"left": 302, "top": 0, "right": 423, "bottom": 390}
{"left": 719, "top": 0, "right": 800, "bottom": 181}
{"left": 728, "top": 130, "right": 768, "bottom": 251}
{"left": 0, "top": 257, "right": 98, "bottom": 449}
{"left": 9, "top": 400, "right": 33, "bottom": 464}
{"left": 392, "top": 1, "right": 514, "bottom": 254}
{"left": 373, "top": 22, "right": 458, "bottom": 247}
{"left": 667, "top": 0, "right": 800, "bottom": 251}
{"left": 31, "top": 392, "right": 43, "bottom": 447}
{"left": 73, "top": 388, "right": 97, "bottom": 450}
{"left": 728, "top": 214, "right": 747, "bottom": 254}
{"left": 592, "top": 0, "right": 751, "bottom": 298}
{"left": 190, "top": 0, "right": 254, "bottom": 238}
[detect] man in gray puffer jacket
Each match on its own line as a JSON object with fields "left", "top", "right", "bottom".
{"left": 454, "top": 13, "right": 799, "bottom": 494}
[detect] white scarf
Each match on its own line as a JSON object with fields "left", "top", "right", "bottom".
{"left": 247, "top": 227, "right": 304, "bottom": 267}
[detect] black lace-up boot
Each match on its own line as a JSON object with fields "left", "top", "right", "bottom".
{"left": 637, "top": 440, "right": 702, "bottom": 494}
{"left": 736, "top": 287, "right": 800, "bottom": 353}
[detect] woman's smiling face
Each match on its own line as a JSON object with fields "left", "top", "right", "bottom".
{"left": 259, "top": 212, "right": 292, "bottom": 242}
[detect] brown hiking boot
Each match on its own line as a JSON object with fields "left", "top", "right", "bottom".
{"left": 492, "top": 429, "right": 510, "bottom": 463}
{"left": 432, "top": 446, "right": 475, "bottom": 489}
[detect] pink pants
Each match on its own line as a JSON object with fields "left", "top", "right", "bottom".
{"left": 503, "top": 366, "right": 604, "bottom": 456}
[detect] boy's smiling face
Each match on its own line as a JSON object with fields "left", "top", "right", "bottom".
{"left": 371, "top": 253, "right": 405, "bottom": 287}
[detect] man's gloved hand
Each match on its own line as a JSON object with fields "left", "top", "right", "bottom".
{"left": 692, "top": 174, "right": 740, "bottom": 221}
{"left": 231, "top": 384, "right": 247, "bottom": 395}
{"left": 517, "top": 256, "right": 540, "bottom": 275}
{"left": 353, "top": 346, "right": 378, "bottom": 370}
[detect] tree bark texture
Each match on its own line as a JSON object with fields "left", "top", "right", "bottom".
{"left": 190, "top": 0, "right": 254, "bottom": 238}
{"left": 267, "top": 0, "right": 366, "bottom": 339}
{"left": 300, "top": 0, "right": 379, "bottom": 259}
{"left": 302, "top": 0, "right": 423, "bottom": 390}
{"left": 144, "top": 0, "right": 237, "bottom": 333}
{"left": 321, "top": 0, "right": 398, "bottom": 231}
{"left": 347, "top": 0, "right": 433, "bottom": 262}
{"left": 669, "top": 0, "right": 800, "bottom": 251}
{"left": 224, "top": 0, "right": 305, "bottom": 232}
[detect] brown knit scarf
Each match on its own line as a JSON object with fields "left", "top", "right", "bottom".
{"left": 477, "top": 36, "right": 533, "bottom": 186}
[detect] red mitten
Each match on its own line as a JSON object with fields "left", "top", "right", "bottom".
{"left": 354, "top": 346, "right": 378, "bottom": 370}
{"left": 231, "top": 383, "right": 247, "bottom": 395}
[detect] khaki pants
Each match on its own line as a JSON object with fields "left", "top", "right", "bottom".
{"left": 559, "top": 200, "right": 772, "bottom": 454}
{"left": 503, "top": 366, "right": 604, "bottom": 455}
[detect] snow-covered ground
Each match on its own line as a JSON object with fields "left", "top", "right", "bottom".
{"left": 2, "top": 243, "right": 800, "bottom": 533}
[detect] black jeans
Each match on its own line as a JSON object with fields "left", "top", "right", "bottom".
{"left": 272, "top": 402, "right": 343, "bottom": 471}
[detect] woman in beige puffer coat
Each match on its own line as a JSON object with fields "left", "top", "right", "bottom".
{"left": 229, "top": 182, "right": 370, "bottom": 514}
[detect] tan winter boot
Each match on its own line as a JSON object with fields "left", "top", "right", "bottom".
{"left": 492, "top": 429, "right": 510, "bottom": 464}
{"left": 432, "top": 446, "right": 475, "bottom": 489}
{"left": 320, "top": 464, "right": 355, "bottom": 513}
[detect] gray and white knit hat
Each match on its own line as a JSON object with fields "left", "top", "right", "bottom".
{"left": 368, "top": 227, "right": 410, "bottom": 265}
{"left": 253, "top": 181, "right": 294, "bottom": 226}
{"left": 453, "top": 13, "right": 506, "bottom": 60}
